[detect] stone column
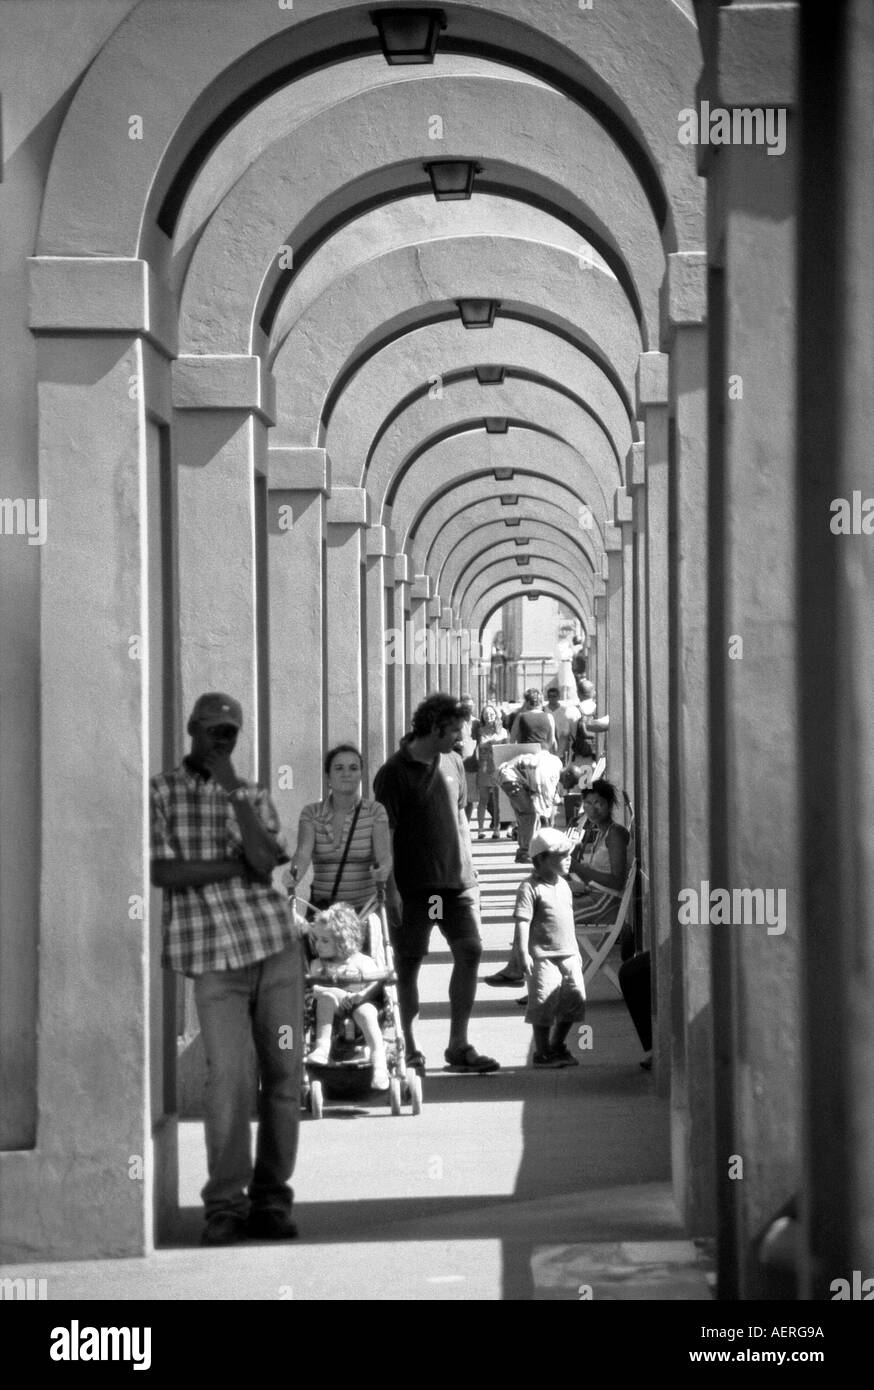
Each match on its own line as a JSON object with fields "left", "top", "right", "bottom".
{"left": 636, "top": 353, "right": 671, "bottom": 1101}
{"left": 409, "top": 575, "right": 430, "bottom": 711}
{"left": 439, "top": 606, "right": 454, "bottom": 692}
{"left": 663, "top": 254, "right": 715, "bottom": 1236}
{"left": 365, "top": 525, "right": 395, "bottom": 777}
{"left": 325, "top": 487, "right": 370, "bottom": 750}
{"left": 796, "top": 0, "right": 874, "bottom": 1298}
{"left": 700, "top": 0, "right": 800, "bottom": 1299}
{"left": 614, "top": 488, "right": 636, "bottom": 809}
{"left": 604, "top": 530, "right": 623, "bottom": 780}
{"left": 267, "top": 447, "right": 329, "bottom": 839}
{"left": 593, "top": 588, "right": 607, "bottom": 730}
{"left": 172, "top": 354, "right": 275, "bottom": 783}
{"left": 390, "top": 554, "right": 410, "bottom": 746}
{"left": 4, "top": 255, "right": 172, "bottom": 1256}
{"left": 427, "top": 595, "right": 442, "bottom": 694}
{"left": 628, "top": 443, "right": 650, "bottom": 954}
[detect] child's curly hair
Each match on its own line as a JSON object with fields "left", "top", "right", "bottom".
{"left": 310, "top": 902, "right": 363, "bottom": 958}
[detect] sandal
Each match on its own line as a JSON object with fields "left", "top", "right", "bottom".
{"left": 443, "top": 1045, "right": 500, "bottom": 1073}
{"left": 406, "top": 1050, "right": 427, "bottom": 1072}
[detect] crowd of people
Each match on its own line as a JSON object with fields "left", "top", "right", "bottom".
{"left": 149, "top": 678, "right": 635, "bottom": 1248}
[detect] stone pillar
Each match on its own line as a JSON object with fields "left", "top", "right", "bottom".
{"left": 593, "top": 588, "right": 607, "bottom": 729}
{"left": 614, "top": 488, "right": 636, "bottom": 809}
{"left": 325, "top": 488, "right": 370, "bottom": 750}
{"left": 390, "top": 554, "right": 410, "bottom": 747}
{"left": 172, "top": 354, "right": 275, "bottom": 782}
{"left": 409, "top": 575, "right": 430, "bottom": 711}
{"left": 604, "top": 531, "right": 623, "bottom": 780}
{"left": 662, "top": 253, "right": 715, "bottom": 1236}
{"left": 636, "top": 353, "right": 671, "bottom": 1101}
{"left": 267, "top": 448, "right": 329, "bottom": 838}
{"left": 700, "top": 0, "right": 800, "bottom": 1299}
{"left": 365, "top": 525, "right": 395, "bottom": 777}
{"left": 796, "top": 0, "right": 874, "bottom": 1298}
{"left": 628, "top": 442, "right": 650, "bottom": 954}
{"left": 439, "top": 606, "right": 454, "bottom": 692}
{"left": 427, "top": 596, "right": 442, "bottom": 694}
{"left": 2, "top": 254, "right": 168, "bottom": 1256}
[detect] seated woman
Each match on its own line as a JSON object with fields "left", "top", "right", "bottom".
{"left": 568, "top": 778, "right": 630, "bottom": 925}
{"left": 288, "top": 743, "right": 392, "bottom": 914}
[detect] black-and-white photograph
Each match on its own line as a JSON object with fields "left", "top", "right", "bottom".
{"left": 0, "top": 0, "right": 871, "bottom": 1344}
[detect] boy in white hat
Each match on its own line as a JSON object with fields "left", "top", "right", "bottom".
{"left": 514, "top": 828, "right": 586, "bottom": 1067}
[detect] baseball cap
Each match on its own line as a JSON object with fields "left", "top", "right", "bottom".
{"left": 529, "top": 828, "right": 572, "bottom": 859}
{"left": 189, "top": 692, "right": 243, "bottom": 729}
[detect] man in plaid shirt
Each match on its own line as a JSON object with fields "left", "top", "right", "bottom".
{"left": 151, "top": 692, "right": 302, "bottom": 1246}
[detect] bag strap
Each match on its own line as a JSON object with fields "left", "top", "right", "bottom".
{"left": 329, "top": 800, "right": 363, "bottom": 903}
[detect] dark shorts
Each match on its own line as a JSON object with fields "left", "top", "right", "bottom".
{"left": 391, "top": 888, "right": 482, "bottom": 962}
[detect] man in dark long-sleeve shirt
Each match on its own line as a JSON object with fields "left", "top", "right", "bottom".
{"left": 374, "top": 693, "right": 499, "bottom": 1073}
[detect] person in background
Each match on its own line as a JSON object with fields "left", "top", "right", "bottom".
{"left": 497, "top": 743, "right": 563, "bottom": 863}
{"left": 474, "top": 702, "right": 508, "bottom": 839}
{"left": 544, "top": 685, "right": 582, "bottom": 763}
{"left": 509, "top": 688, "right": 557, "bottom": 752}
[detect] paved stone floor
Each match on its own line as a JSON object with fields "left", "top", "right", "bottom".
{"left": 1, "top": 836, "right": 714, "bottom": 1300}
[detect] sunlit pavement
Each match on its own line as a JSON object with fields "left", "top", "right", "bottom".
{"left": 2, "top": 837, "right": 713, "bottom": 1300}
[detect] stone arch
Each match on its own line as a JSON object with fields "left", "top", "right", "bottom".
{"left": 438, "top": 518, "right": 595, "bottom": 601}
{"left": 326, "top": 319, "right": 632, "bottom": 481}
{"left": 428, "top": 499, "right": 598, "bottom": 583}
{"left": 175, "top": 75, "right": 663, "bottom": 352}
{"left": 37, "top": 0, "right": 703, "bottom": 263}
{"left": 470, "top": 583, "right": 591, "bottom": 637}
{"left": 365, "top": 376, "right": 622, "bottom": 513}
{"left": 457, "top": 554, "right": 591, "bottom": 619}
{"left": 270, "top": 236, "right": 641, "bottom": 444}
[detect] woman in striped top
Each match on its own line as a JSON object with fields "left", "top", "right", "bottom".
{"left": 289, "top": 744, "right": 392, "bottom": 912}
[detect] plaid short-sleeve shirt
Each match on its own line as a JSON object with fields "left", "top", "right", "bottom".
{"left": 151, "top": 761, "right": 295, "bottom": 975}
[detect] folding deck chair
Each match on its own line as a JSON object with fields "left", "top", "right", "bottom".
{"left": 575, "top": 857, "right": 638, "bottom": 996}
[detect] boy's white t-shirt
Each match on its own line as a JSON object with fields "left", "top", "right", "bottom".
{"left": 515, "top": 874, "right": 580, "bottom": 959}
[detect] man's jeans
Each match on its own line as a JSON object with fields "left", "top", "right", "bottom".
{"left": 194, "top": 945, "right": 303, "bottom": 1220}
{"left": 503, "top": 783, "right": 538, "bottom": 853}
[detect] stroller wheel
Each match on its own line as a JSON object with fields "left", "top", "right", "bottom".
{"left": 408, "top": 1070, "right": 423, "bottom": 1115}
{"left": 310, "top": 1078, "right": 324, "bottom": 1120}
{"left": 389, "top": 1078, "right": 403, "bottom": 1116}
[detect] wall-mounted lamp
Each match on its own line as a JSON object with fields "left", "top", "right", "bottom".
{"left": 521, "top": 577, "right": 534, "bottom": 587}
{"left": 504, "top": 518, "right": 521, "bottom": 527}
{"left": 500, "top": 494, "right": 519, "bottom": 506}
{"left": 515, "top": 556, "right": 531, "bottom": 566}
{"left": 513, "top": 538, "right": 530, "bottom": 546}
{"left": 424, "top": 160, "right": 481, "bottom": 200}
{"left": 493, "top": 468, "right": 514, "bottom": 481}
{"left": 475, "top": 365, "right": 505, "bottom": 385}
{"left": 371, "top": 8, "right": 447, "bottom": 64}
{"left": 484, "top": 417, "right": 508, "bottom": 434}
{"left": 456, "top": 299, "right": 499, "bottom": 329}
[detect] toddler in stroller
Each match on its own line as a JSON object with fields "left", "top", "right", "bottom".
{"left": 305, "top": 902, "right": 390, "bottom": 1090}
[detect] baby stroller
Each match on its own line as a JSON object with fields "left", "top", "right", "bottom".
{"left": 293, "top": 889, "right": 424, "bottom": 1119}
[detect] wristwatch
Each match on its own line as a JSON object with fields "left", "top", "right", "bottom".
{"left": 229, "top": 786, "right": 248, "bottom": 804}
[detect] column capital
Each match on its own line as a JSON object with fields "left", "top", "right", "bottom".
{"left": 439, "top": 607, "right": 455, "bottom": 629}
{"left": 28, "top": 255, "right": 176, "bottom": 355}
{"left": 604, "top": 524, "right": 623, "bottom": 555}
{"left": 613, "top": 488, "right": 633, "bottom": 526}
{"left": 427, "top": 597, "right": 442, "bottom": 620}
{"left": 411, "top": 574, "right": 431, "bottom": 601}
{"left": 627, "top": 440, "right": 647, "bottom": 492}
{"left": 636, "top": 352, "right": 669, "bottom": 411}
{"left": 366, "top": 525, "right": 396, "bottom": 558}
{"left": 268, "top": 447, "right": 330, "bottom": 493}
{"left": 663, "top": 252, "right": 707, "bottom": 334}
{"left": 172, "top": 354, "right": 276, "bottom": 424}
{"left": 326, "top": 487, "right": 370, "bottom": 527}
{"left": 394, "top": 554, "right": 411, "bottom": 585}
{"left": 594, "top": 592, "right": 607, "bottom": 617}
{"left": 712, "top": 4, "right": 797, "bottom": 109}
